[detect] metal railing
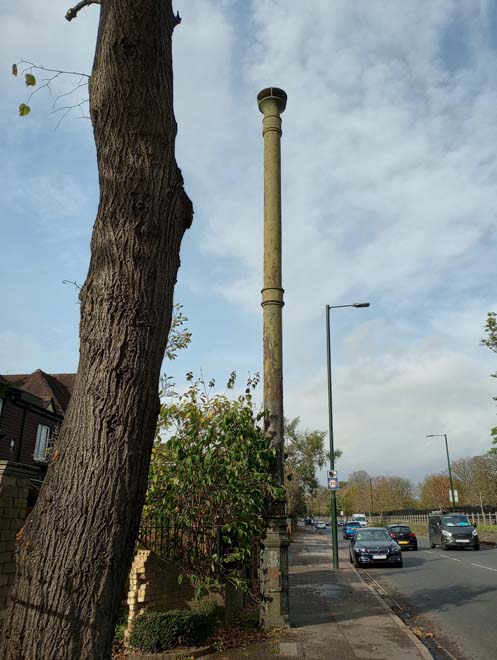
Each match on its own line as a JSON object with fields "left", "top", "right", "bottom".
{"left": 138, "top": 514, "right": 224, "bottom": 577}
{"left": 138, "top": 514, "right": 261, "bottom": 584}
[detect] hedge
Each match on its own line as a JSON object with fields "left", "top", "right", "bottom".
{"left": 129, "top": 604, "right": 218, "bottom": 652}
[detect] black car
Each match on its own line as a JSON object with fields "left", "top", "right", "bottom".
{"left": 349, "top": 527, "right": 403, "bottom": 568}
{"left": 386, "top": 524, "right": 418, "bottom": 550}
{"left": 428, "top": 513, "right": 479, "bottom": 551}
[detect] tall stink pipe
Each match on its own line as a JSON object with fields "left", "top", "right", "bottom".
{"left": 257, "top": 86, "right": 289, "bottom": 628}
{"left": 258, "top": 87, "right": 287, "bottom": 483}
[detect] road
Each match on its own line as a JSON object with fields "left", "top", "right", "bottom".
{"left": 326, "top": 528, "right": 497, "bottom": 659}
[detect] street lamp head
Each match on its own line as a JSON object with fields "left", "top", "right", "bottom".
{"left": 353, "top": 302, "right": 370, "bottom": 308}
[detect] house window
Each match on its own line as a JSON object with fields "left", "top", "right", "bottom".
{"left": 34, "top": 424, "right": 51, "bottom": 462}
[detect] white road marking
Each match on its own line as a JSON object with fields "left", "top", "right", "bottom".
{"left": 423, "top": 551, "right": 433, "bottom": 554}
{"left": 438, "top": 554, "right": 461, "bottom": 562}
{"left": 471, "top": 563, "right": 497, "bottom": 572}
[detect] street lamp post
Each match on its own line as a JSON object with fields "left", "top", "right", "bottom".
{"left": 326, "top": 302, "right": 370, "bottom": 569}
{"left": 426, "top": 433, "right": 456, "bottom": 511}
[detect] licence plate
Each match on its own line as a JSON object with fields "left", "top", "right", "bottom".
{"left": 456, "top": 539, "right": 470, "bottom": 543}
{"left": 372, "top": 554, "right": 387, "bottom": 559}
{"left": 399, "top": 541, "right": 408, "bottom": 545}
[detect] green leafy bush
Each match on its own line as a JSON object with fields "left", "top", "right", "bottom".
{"left": 129, "top": 605, "right": 218, "bottom": 652}
{"left": 143, "top": 372, "right": 284, "bottom": 595}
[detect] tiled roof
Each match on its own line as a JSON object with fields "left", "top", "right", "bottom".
{"left": 2, "top": 370, "right": 76, "bottom": 415}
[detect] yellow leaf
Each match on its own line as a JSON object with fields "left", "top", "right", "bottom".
{"left": 25, "top": 73, "right": 36, "bottom": 87}
{"left": 19, "top": 103, "right": 30, "bottom": 117}
{"left": 12, "top": 63, "right": 18, "bottom": 77}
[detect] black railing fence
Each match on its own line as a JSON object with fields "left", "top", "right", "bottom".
{"left": 138, "top": 514, "right": 224, "bottom": 577}
{"left": 138, "top": 514, "right": 261, "bottom": 584}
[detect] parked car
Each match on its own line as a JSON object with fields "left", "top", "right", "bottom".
{"left": 351, "top": 513, "right": 368, "bottom": 527}
{"left": 349, "top": 527, "right": 403, "bottom": 568}
{"left": 316, "top": 520, "right": 326, "bottom": 529}
{"left": 304, "top": 517, "right": 313, "bottom": 526}
{"left": 385, "top": 524, "right": 418, "bottom": 550}
{"left": 428, "top": 513, "right": 479, "bottom": 551}
{"left": 342, "top": 521, "right": 362, "bottom": 539}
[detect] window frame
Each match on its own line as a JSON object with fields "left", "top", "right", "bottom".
{"left": 34, "top": 424, "right": 51, "bottom": 462}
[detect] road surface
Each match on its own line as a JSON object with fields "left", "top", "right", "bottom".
{"left": 328, "top": 528, "right": 497, "bottom": 659}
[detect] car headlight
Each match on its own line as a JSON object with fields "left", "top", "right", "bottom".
{"left": 442, "top": 530, "right": 452, "bottom": 537}
{"left": 472, "top": 529, "right": 478, "bottom": 536}
{"left": 356, "top": 547, "right": 367, "bottom": 553}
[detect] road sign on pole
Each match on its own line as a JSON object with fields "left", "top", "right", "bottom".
{"left": 449, "top": 489, "right": 459, "bottom": 503}
{"left": 327, "top": 474, "right": 339, "bottom": 490}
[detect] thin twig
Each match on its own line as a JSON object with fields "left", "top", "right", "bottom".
{"left": 53, "top": 82, "right": 89, "bottom": 107}
{"left": 20, "top": 60, "right": 89, "bottom": 80}
{"left": 62, "top": 280, "right": 82, "bottom": 291}
{"left": 52, "top": 100, "right": 89, "bottom": 129}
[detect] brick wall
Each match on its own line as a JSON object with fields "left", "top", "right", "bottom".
{"left": 126, "top": 546, "right": 244, "bottom": 643}
{"left": 0, "top": 461, "right": 40, "bottom": 626}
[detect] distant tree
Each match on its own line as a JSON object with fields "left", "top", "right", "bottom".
{"left": 452, "top": 454, "right": 497, "bottom": 508}
{"left": 370, "top": 476, "right": 416, "bottom": 515}
{"left": 312, "top": 486, "right": 333, "bottom": 516}
{"left": 481, "top": 312, "right": 497, "bottom": 453}
{"left": 2, "top": 3, "right": 193, "bottom": 659}
{"left": 284, "top": 418, "right": 340, "bottom": 515}
{"left": 419, "top": 473, "right": 463, "bottom": 509}
{"left": 343, "top": 470, "right": 371, "bottom": 513}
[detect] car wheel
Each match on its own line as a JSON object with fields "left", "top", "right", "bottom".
{"left": 442, "top": 539, "right": 450, "bottom": 551}
{"left": 429, "top": 537, "right": 436, "bottom": 549}
{"left": 396, "top": 560, "right": 403, "bottom": 568}
{"left": 474, "top": 544, "right": 480, "bottom": 551}
{"left": 413, "top": 545, "right": 418, "bottom": 551}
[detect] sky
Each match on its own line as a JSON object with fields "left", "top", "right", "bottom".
{"left": 1, "top": 0, "right": 497, "bottom": 485}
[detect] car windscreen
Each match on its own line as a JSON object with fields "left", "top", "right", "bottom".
{"left": 355, "top": 530, "right": 390, "bottom": 542}
{"left": 389, "top": 526, "right": 411, "bottom": 533}
{"left": 441, "top": 515, "right": 471, "bottom": 527}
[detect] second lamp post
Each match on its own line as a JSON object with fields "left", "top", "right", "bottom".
{"left": 326, "top": 302, "right": 370, "bottom": 568}
{"left": 426, "top": 433, "right": 456, "bottom": 512}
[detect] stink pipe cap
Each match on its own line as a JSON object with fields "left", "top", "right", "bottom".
{"left": 257, "top": 87, "right": 287, "bottom": 114}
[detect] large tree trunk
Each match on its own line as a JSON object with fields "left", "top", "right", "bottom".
{"left": 2, "top": 2, "right": 192, "bottom": 658}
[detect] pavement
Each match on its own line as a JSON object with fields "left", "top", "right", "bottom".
{"left": 204, "top": 528, "right": 432, "bottom": 660}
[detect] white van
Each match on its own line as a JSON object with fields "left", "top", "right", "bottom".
{"left": 351, "top": 513, "right": 368, "bottom": 527}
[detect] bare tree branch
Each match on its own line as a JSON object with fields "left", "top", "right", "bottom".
{"left": 65, "top": 0, "right": 101, "bottom": 22}
{"left": 15, "top": 61, "right": 90, "bottom": 127}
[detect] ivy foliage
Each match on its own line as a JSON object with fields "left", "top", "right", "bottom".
{"left": 144, "top": 372, "right": 283, "bottom": 595}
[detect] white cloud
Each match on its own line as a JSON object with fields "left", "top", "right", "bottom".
{"left": 1, "top": 0, "right": 497, "bottom": 483}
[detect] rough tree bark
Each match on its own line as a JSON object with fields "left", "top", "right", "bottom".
{"left": 2, "top": 2, "right": 192, "bottom": 658}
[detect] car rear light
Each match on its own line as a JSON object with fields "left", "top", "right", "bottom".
{"left": 390, "top": 533, "right": 395, "bottom": 538}
{"left": 409, "top": 532, "right": 416, "bottom": 538}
